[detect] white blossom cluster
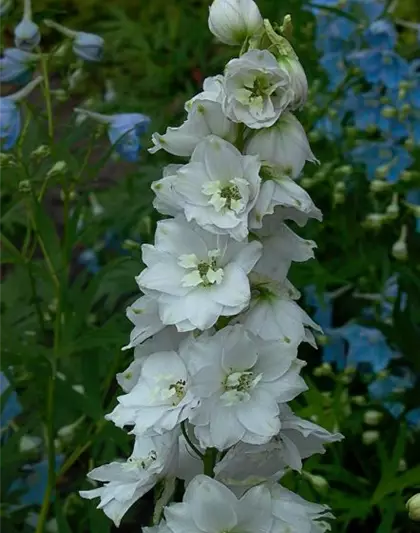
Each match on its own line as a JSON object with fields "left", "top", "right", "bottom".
{"left": 80, "top": 1, "right": 343, "bottom": 530}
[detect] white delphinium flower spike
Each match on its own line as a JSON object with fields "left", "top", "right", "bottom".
{"left": 79, "top": 432, "right": 178, "bottom": 526}
{"left": 153, "top": 136, "right": 261, "bottom": 241}
{"left": 136, "top": 216, "right": 262, "bottom": 331}
{"left": 222, "top": 49, "right": 293, "bottom": 129}
{"left": 189, "top": 325, "right": 307, "bottom": 450}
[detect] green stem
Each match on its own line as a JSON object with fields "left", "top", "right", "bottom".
{"left": 181, "top": 421, "right": 204, "bottom": 459}
{"left": 203, "top": 448, "right": 217, "bottom": 477}
{"left": 39, "top": 52, "right": 54, "bottom": 140}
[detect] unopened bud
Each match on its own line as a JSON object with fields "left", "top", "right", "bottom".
{"left": 363, "top": 213, "right": 386, "bottom": 229}
{"left": 0, "top": 153, "right": 16, "bottom": 167}
{"left": 300, "top": 177, "right": 314, "bottom": 189}
{"left": 407, "top": 494, "right": 420, "bottom": 522}
{"left": 122, "top": 239, "right": 142, "bottom": 251}
{"left": 20, "top": 435, "right": 42, "bottom": 452}
{"left": 366, "top": 124, "right": 377, "bottom": 134}
{"left": 352, "top": 395, "right": 367, "bottom": 406}
{"left": 404, "top": 137, "right": 415, "bottom": 151}
{"left": 302, "top": 471, "right": 329, "bottom": 493}
{"left": 31, "top": 144, "right": 50, "bottom": 161}
{"left": 280, "top": 14, "right": 293, "bottom": 40}
{"left": 333, "top": 191, "right": 345, "bottom": 205}
{"left": 362, "top": 430, "right": 379, "bottom": 445}
{"left": 370, "top": 179, "right": 390, "bottom": 193}
{"left": 308, "top": 130, "right": 322, "bottom": 143}
{"left": 386, "top": 193, "right": 399, "bottom": 218}
{"left": 313, "top": 362, "right": 332, "bottom": 377}
{"left": 398, "top": 458, "right": 407, "bottom": 472}
{"left": 400, "top": 170, "right": 418, "bottom": 182}
{"left": 392, "top": 225, "right": 408, "bottom": 261}
{"left": 51, "top": 89, "right": 68, "bottom": 102}
{"left": 19, "top": 179, "right": 31, "bottom": 193}
{"left": 334, "top": 181, "right": 346, "bottom": 192}
{"left": 88, "top": 192, "right": 104, "bottom": 216}
{"left": 207, "top": 0, "right": 263, "bottom": 46}
{"left": 381, "top": 106, "right": 397, "bottom": 118}
{"left": 47, "top": 160, "right": 67, "bottom": 177}
{"left": 72, "top": 384, "right": 85, "bottom": 395}
{"left": 375, "top": 163, "right": 391, "bottom": 180}
{"left": 57, "top": 417, "right": 83, "bottom": 440}
{"left": 363, "top": 410, "right": 383, "bottom": 426}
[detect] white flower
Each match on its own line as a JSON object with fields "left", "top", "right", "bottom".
{"left": 143, "top": 521, "right": 172, "bottom": 533}
{"left": 223, "top": 49, "right": 293, "bottom": 129}
{"left": 136, "top": 216, "right": 262, "bottom": 331}
{"left": 153, "top": 136, "right": 261, "bottom": 240}
{"left": 245, "top": 112, "right": 318, "bottom": 179}
{"left": 109, "top": 346, "right": 199, "bottom": 436}
{"left": 186, "top": 75, "right": 225, "bottom": 111}
{"left": 253, "top": 217, "right": 317, "bottom": 283}
{"left": 239, "top": 278, "right": 321, "bottom": 344}
{"left": 79, "top": 432, "right": 178, "bottom": 526}
{"left": 122, "top": 295, "right": 165, "bottom": 350}
{"left": 278, "top": 55, "right": 308, "bottom": 110}
{"left": 208, "top": 0, "right": 263, "bottom": 46}
{"left": 269, "top": 484, "right": 333, "bottom": 532}
{"left": 164, "top": 475, "right": 273, "bottom": 533}
{"left": 250, "top": 171, "right": 322, "bottom": 229}
{"left": 276, "top": 404, "right": 344, "bottom": 470}
{"left": 215, "top": 405, "right": 343, "bottom": 489}
{"left": 149, "top": 100, "right": 238, "bottom": 157}
{"left": 152, "top": 164, "right": 184, "bottom": 217}
{"left": 189, "top": 325, "right": 306, "bottom": 450}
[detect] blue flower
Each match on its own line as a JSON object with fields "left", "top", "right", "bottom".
{"left": 320, "top": 52, "right": 347, "bottom": 89}
{"left": 350, "top": 141, "right": 413, "bottom": 182}
{"left": 0, "top": 373, "right": 22, "bottom": 429}
{"left": 350, "top": 49, "right": 409, "bottom": 90}
{"left": 73, "top": 32, "right": 105, "bottom": 62}
{"left": 0, "top": 98, "right": 22, "bottom": 151}
{"left": 406, "top": 189, "right": 420, "bottom": 232}
{"left": 335, "top": 323, "right": 396, "bottom": 373}
{"left": 405, "top": 407, "right": 420, "bottom": 429}
{"left": 14, "top": 18, "right": 41, "bottom": 51}
{"left": 364, "top": 20, "right": 397, "bottom": 49}
{"left": 315, "top": 13, "right": 358, "bottom": 55}
{"left": 304, "top": 286, "right": 347, "bottom": 369}
{"left": 78, "top": 249, "right": 100, "bottom": 274}
{"left": 368, "top": 370, "right": 415, "bottom": 400}
{"left": 0, "top": 48, "right": 36, "bottom": 85}
{"left": 11, "top": 455, "right": 64, "bottom": 506}
{"left": 107, "top": 113, "right": 151, "bottom": 162}
{"left": 350, "top": 0, "right": 384, "bottom": 23}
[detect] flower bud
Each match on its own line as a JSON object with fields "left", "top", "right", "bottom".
{"left": 333, "top": 191, "right": 345, "bottom": 205}
{"left": 313, "top": 362, "right": 332, "bottom": 377}
{"left": 19, "top": 435, "right": 42, "bottom": 452}
{"left": 88, "top": 192, "right": 104, "bottom": 217}
{"left": 400, "top": 170, "right": 418, "bottom": 183}
{"left": 363, "top": 410, "right": 383, "bottom": 426}
{"left": 19, "top": 179, "right": 31, "bottom": 193}
{"left": 0, "top": 152, "right": 16, "bottom": 167}
{"left": 208, "top": 0, "right": 263, "bottom": 46}
{"left": 398, "top": 458, "right": 407, "bottom": 472}
{"left": 370, "top": 179, "right": 390, "bottom": 193}
{"left": 277, "top": 54, "right": 308, "bottom": 110}
{"left": 47, "top": 160, "right": 68, "bottom": 177}
{"left": 363, "top": 213, "right": 386, "bottom": 229}
{"left": 72, "top": 384, "right": 85, "bottom": 395}
{"left": 122, "top": 239, "right": 142, "bottom": 251}
{"left": 14, "top": 1, "right": 40, "bottom": 51}
{"left": 302, "top": 471, "right": 329, "bottom": 493}
{"left": 381, "top": 106, "right": 397, "bottom": 118}
{"left": 404, "top": 137, "right": 415, "bottom": 151}
{"left": 73, "top": 32, "right": 104, "bottom": 62}
{"left": 362, "top": 430, "right": 379, "bottom": 445}
{"left": 0, "top": 48, "right": 39, "bottom": 85}
{"left": 352, "top": 395, "right": 367, "bottom": 406}
{"left": 30, "top": 144, "right": 50, "bottom": 160}
{"left": 245, "top": 112, "right": 318, "bottom": 179}
{"left": 392, "top": 225, "right": 408, "bottom": 261}
{"left": 57, "top": 417, "right": 83, "bottom": 441}
{"left": 407, "top": 494, "right": 420, "bottom": 521}
{"left": 375, "top": 163, "right": 391, "bottom": 180}
{"left": 385, "top": 193, "right": 399, "bottom": 218}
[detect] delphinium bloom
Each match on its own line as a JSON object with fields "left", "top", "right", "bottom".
{"left": 80, "top": 1, "right": 341, "bottom": 530}
{"left": 14, "top": 0, "right": 40, "bottom": 51}
{"left": 44, "top": 19, "right": 104, "bottom": 62}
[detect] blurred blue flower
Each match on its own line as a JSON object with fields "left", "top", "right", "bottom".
{"left": 335, "top": 323, "right": 397, "bottom": 373}
{"left": 304, "top": 286, "right": 347, "bottom": 369}
{"left": 0, "top": 98, "right": 22, "bottom": 151}
{"left": 351, "top": 0, "right": 384, "bottom": 23}
{"left": 78, "top": 249, "right": 100, "bottom": 274}
{"left": 406, "top": 189, "right": 420, "bottom": 232}
{"left": 315, "top": 14, "right": 357, "bottom": 55}
{"left": 320, "top": 52, "right": 347, "bottom": 89}
{"left": 405, "top": 407, "right": 420, "bottom": 429}
{"left": 364, "top": 19, "right": 397, "bottom": 49}
{"left": 0, "top": 48, "right": 36, "bottom": 85}
{"left": 0, "top": 373, "right": 22, "bottom": 429}
{"left": 74, "top": 108, "right": 151, "bottom": 162}
{"left": 73, "top": 32, "right": 104, "bottom": 62}
{"left": 108, "top": 113, "right": 151, "bottom": 162}
{"left": 369, "top": 370, "right": 415, "bottom": 400}
{"left": 350, "top": 141, "right": 413, "bottom": 182}
{"left": 350, "top": 49, "right": 409, "bottom": 90}
{"left": 11, "top": 455, "right": 64, "bottom": 506}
